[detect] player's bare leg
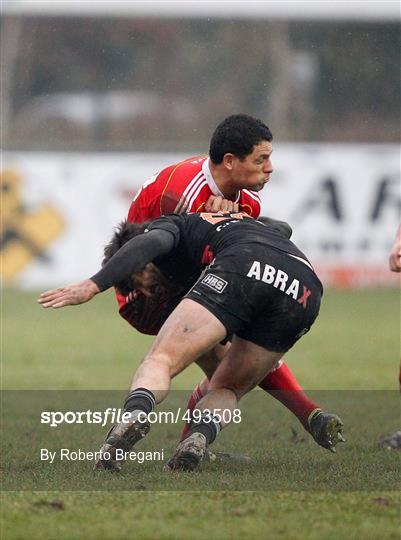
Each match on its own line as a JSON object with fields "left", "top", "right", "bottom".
{"left": 166, "top": 336, "right": 283, "bottom": 471}
{"left": 201, "top": 348, "right": 345, "bottom": 455}
{"left": 184, "top": 348, "right": 344, "bottom": 453}
{"left": 96, "top": 299, "right": 226, "bottom": 471}
{"left": 129, "top": 300, "right": 226, "bottom": 396}
{"left": 179, "top": 345, "right": 226, "bottom": 441}
{"left": 177, "top": 343, "right": 252, "bottom": 464}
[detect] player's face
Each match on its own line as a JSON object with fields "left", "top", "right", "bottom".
{"left": 231, "top": 141, "right": 273, "bottom": 192}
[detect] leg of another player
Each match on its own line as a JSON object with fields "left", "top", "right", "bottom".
{"left": 202, "top": 336, "right": 283, "bottom": 422}
{"left": 166, "top": 336, "right": 283, "bottom": 471}
{"left": 182, "top": 354, "right": 344, "bottom": 453}
{"left": 258, "top": 361, "right": 320, "bottom": 429}
{"left": 259, "top": 364, "right": 344, "bottom": 452}
{"left": 96, "top": 299, "right": 226, "bottom": 471}
{"left": 179, "top": 344, "right": 228, "bottom": 440}
{"left": 128, "top": 299, "right": 226, "bottom": 403}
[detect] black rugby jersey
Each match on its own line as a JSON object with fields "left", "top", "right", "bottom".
{"left": 147, "top": 211, "right": 312, "bottom": 272}
{"left": 92, "top": 212, "right": 316, "bottom": 293}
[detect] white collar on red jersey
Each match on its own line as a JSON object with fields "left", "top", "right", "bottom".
{"left": 202, "top": 158, "right": 240, "bottom": 203}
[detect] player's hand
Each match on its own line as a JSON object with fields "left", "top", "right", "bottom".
{"left": 37, "top": 279, "right": 100, "bottom": 308}
{"left": 389, "top": 240, "right": 401, "bottom": 272}
{"left": 205, "top": 195, "right": 239, "bottom": 213}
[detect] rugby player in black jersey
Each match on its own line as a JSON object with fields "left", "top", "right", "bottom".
{"left": 39, "top": 212, "right": 345, "bottom": 471}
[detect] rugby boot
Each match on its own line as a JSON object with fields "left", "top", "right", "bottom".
{"left": 378, "top": 431, "right": 401, "bottom": 450}
{"left": 308, "top": 409, "right": 345, "bottom": 453}
{"left": 95, "top": 411, "right": 150, "bottom": 472}
{"left": 163, "top": 432, "right": 207, "bottom": 471}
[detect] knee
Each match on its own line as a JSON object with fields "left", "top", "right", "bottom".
{"left": 142, "top": 352, "right": 177, "bottom": 377}
{"left": 207, "top": 384, "right": 240, "bottom": 401}
{"left": 209, "top": 381, "right": 254, "bottom": 401}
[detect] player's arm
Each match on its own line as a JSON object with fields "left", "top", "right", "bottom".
{"left": 38, "top": 229, "right": 177, "bottom": 308}
{"left": 389, "top": 223, "right": 401, "bottom": 272}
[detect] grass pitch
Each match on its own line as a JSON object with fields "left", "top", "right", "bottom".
{"left": 1, "top": 287, "right": 400, "bottom": 539}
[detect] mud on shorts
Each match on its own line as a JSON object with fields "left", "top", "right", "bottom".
{"left": 185, "top": 244, "right": 323, "bottom": 353}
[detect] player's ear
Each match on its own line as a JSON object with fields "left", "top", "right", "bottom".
{"left": 222, "top": 153, "right": 235, "bottom": 171}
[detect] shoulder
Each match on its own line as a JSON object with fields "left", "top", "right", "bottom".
{"left": 160, "top": 156, "right": 208, "bottom": 214}
{"left": 128, "top": 157, "right": 206, "bottom": 220}
{"left": 162, "top": 156, "right": 206, "bottom": 188}
{"left": 147, "top": 215, "right": 182, "bottom": 246}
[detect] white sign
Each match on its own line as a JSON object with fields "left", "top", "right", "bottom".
{"left": 263, "top": 144, "right": 400, "bottom": 286}
{"left": 1, "top": 145, "right": 399, "bottom": 288}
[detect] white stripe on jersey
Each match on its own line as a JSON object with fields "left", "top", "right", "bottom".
{"left": 179, "top": 174, "right": 206, "bottom": 214}
{"left": 174, "top": 170, "right": 203, "bottom": 213}
{"left": 174, "top": 171, "right": 204, "bottom": 214}
{"left": 184, "top": 179, "right": 208, "bottom": 213}
{"left": 287, "top": 253, "right": 315, "bottom": 272}
{"left": 178, "top": 177, "right": 207, "bottom": 214}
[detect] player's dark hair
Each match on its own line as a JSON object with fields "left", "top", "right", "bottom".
{"left": 102, "top": 220, "right": 150, "bottom": 266}
{"left": 102, "top": 220, "right": 169, "bottom": 296}
{"left": 209, "top": 114, "right": 272, "bottom": 164}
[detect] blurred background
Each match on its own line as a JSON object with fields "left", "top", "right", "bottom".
{"left": 1, "top": 10, "right": 399, "bottom": 538}
{"left": 1, "top": 0, "right": 400, "bottom": 288}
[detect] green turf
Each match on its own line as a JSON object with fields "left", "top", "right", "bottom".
{"left": 2, "top": 288, "right": 401, "bottom": 539}
{"left": 2, "top": 491, "right": 400, "bottom": 540}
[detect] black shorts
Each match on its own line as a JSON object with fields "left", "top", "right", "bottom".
{"left": 185, "top": 244, "right": 323, "bottom": 353}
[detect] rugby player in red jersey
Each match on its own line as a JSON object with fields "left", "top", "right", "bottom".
{"left": 114, "top": 114, "right": 340, "bottom": 451}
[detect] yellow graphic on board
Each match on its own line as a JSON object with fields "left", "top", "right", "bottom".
{"left": 1, "top": 169, "right": 64, "bottom": 282}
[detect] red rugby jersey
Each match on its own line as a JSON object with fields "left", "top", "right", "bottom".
{"left": 127, "top": 156, "right": 261, "bottom": 222}
{"left": 118, "top": 155, "right": 261, "bottom": 332}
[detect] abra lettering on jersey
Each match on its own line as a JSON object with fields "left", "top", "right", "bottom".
{"left": 247, "top": 261, "right": 312, "bottom": 308}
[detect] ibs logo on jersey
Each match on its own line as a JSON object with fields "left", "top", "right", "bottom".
{"left": 201, "top": 273, "right": 228, "bottom": 294}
